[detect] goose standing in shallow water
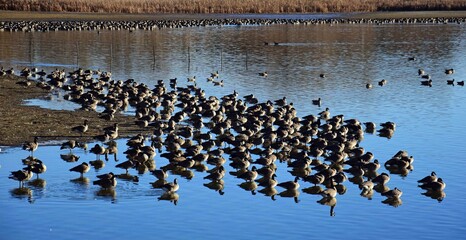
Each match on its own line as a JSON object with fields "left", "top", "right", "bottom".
{"left": 9, "top": 167, "right": 33, "bottom": 188}
{"left": 93, "top": 173, "right": 117, "bottom": 190}
{"left": 28, "top": 160, "right": 47, "bottom": 179}
{"left": 69, "top": 162, "right": 90, "bottom": 178}
{"left": 22, "top": 137, "right": 39, "bottom": 157}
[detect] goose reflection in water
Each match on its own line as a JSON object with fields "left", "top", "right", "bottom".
{"left": 238, "top": 181, "right": 257, "bottom": 195}
{"left": 70, "top": 177, "right": 90, "bottom": 185}
{"left": 28, "top": 178, "right": 47, "bottom": 188}
{"left": 203, "top": 180, "right": 225, "bottom": 195}
{"left": 302, "top": 186, "right": 324, "bottom": 195}
{"left": 95, "top": 188, "right": 117, "bottom": 203}
{"left": 10, "top": 187, "right": 34, "bottom": 204}
{"left": 317, "top": 196, "right": 337, "bottom": 216}
{"left": 422, "top": 190, "right": 446, "bottom": 203}
{"left": 279, "top": 189, "right": 300, "bottom": 203}
{"left": 158, "top": 192, "right": 179, "bottom": 205}
{"left": 258, "top": 186, "right": 278, "bottom": 201}
{"left": 382, "top": 197, "right": 403, "bottom": 208}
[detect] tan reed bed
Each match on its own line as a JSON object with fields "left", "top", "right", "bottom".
{"left": 1, "top": 0, "right": 466, "bottom": 14}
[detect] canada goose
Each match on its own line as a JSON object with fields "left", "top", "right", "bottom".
{"left": 9, "top": 168, "right": 33, "bottom": 188}
{"left": 151, "top": 169, "right": 168, "bottom": 180}
{"left": 116, "top": 159, "right": 135, "bottom": 174}
{"left": 277, "top": 176, "right": 300, "bottom": 191}
{"left": 447, "top": 79, "right": 455, "bottom": 85}
{"left": 320, "top": 186, "right": 337, "bottom": 198}
{"left": 303, "top": 173, "right": 325, "bottom": 186}
{"left": 72, "top": 120, "right": 88, "bottom": 136}
{"left": 378, "top": 79, "right": 387, "bottom": 86}
{"left": 381, "top": 187, "right": 403, "bottom": 198}
{"left": 420, "top": 178, "right": 446, "bottom": 191}
{"left": 312, "top": 97, "right": 322, "bottom": 106}
{"left": 372, "top": 172, "right": 390, "bottom": 185}
{"left": 331, "top": 172, "right": 347, "bottom": 185}
{"left": 60, "top": 140, "right": 82, "bottom": 152}
{"left": 258, "top": 174, "right": 278, "bottom": 188}
{"left": 187, "top": 76, "right": 196, "bottom": 82}
{"left": 418, "top": 171, "right": 437, "bottom": 184}
{"left": 237, "top": 166, "right": 258, "bottom": 182}
{"left": 203, "top": 166, "right": 225, "bottom": 182}
{"left": 22, "top": 137, "right": 39, "bottom": 157}
{"left": 93, "top": 174, "right": 117, "bottom": 190}
{"left": 259, "top": 72, "right": 268, "bottom": 77}
{"left": 364, "top": 122, "right": 376, "bottom": 133}
{"left": 318, "top": 107, "right": 330, "bottom": 120}
{"left": 363, "top": 159, "right": 380, "bottom": 171}
{"left": 445, "top": 68, "right": 454, "bottom": 75}
{"left": 420, "top": 79, "right": 432, "bottom": 87}
{"left": 210, "top": 70, "right": 219, "bottom": 78}
{"left": 359, "top": 178, "right": 374, "bottom": 191}
{"left": 60, "top": 153, "right": 80, "bottom": 162}
{"left": 28, "top": 159, "right": 47, "bottom": 179}
{"left": 69, "top": 162, "right": 90, "bottom": 178}
{"left": 162, "top": 178, "right": 179, "bottom": 193}
{"left": 89, "top": 144, "right": 105, "bottom": 160}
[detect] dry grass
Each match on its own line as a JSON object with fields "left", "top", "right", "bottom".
{"left": 0, "top": 0, "right": 465, "bottom": 14}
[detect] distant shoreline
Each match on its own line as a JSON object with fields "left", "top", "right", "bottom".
{"left": 1, "top": 10, "right": 466, "bottom": 21}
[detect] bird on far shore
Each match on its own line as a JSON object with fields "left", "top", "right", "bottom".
{"left": 72, "top": 120, "right": 89, "bottom": 136}
{"left": 22, "top": 137, "right": 39, "bottom": 157}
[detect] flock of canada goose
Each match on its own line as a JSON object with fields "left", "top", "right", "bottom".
{"left": 4, "top": 63, "right": 448, "bottom": 209}
{"left": 1, "top": 16, "right": 465, "bottom": 33}
{"left": 2, "top": 11, "right": 459, "bottom": 209}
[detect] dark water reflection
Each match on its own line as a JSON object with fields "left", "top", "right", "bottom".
{"left": 1, "top": 22, "right": 466, "bottom": 239}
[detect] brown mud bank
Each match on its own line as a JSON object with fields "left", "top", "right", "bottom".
{"left": 0, "top": 74, "right": 148, "bottom": 147}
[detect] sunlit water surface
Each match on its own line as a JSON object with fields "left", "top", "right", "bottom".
{"left": 1, "top": 17, "right": 466, "bottom": 240}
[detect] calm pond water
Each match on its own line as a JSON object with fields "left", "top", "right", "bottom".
{"left": 1, "top": 17, "right": 466, "bottom": 240}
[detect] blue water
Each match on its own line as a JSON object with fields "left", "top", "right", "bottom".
{"left": 1, "top": 20, "right": 466, "bottom": 239}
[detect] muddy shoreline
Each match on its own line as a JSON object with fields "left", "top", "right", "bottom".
{"left": 0, "top": 74, "right": 149, "bottom": 147}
